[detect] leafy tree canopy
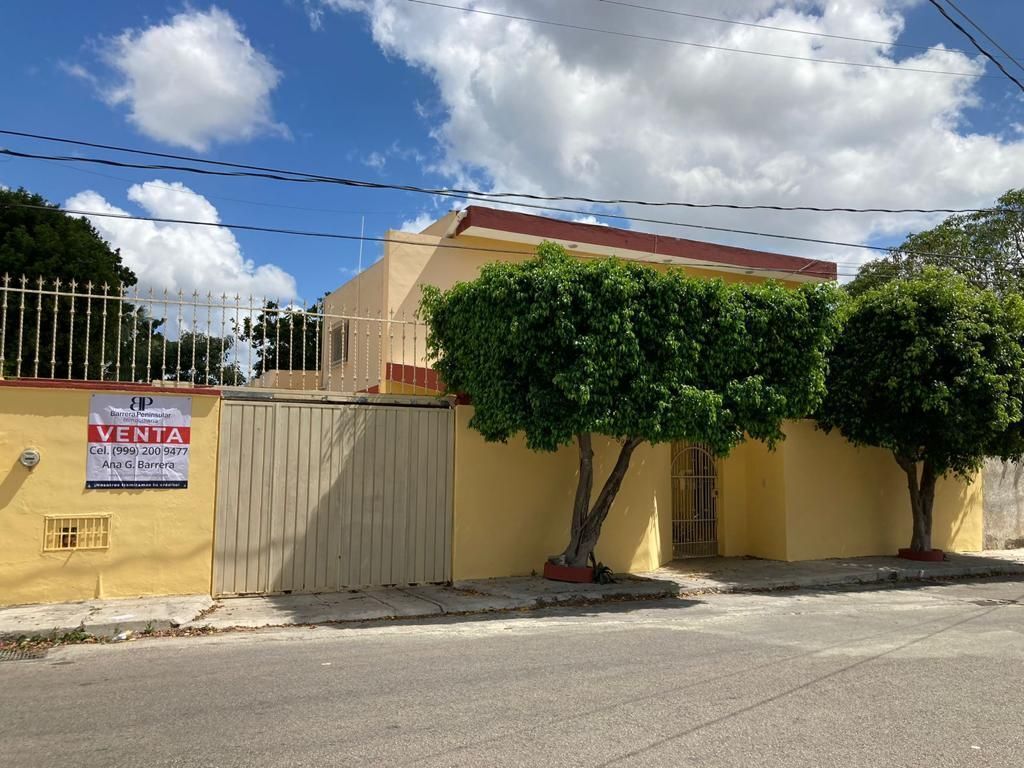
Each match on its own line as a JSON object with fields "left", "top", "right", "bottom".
{"left": 422, "top": 242, "right": 839, "bottom": 567}
{"left": 1, "top": 187, "right": 239, "bottom": 384}
{"left": 818, "top": 268, "right": 1024, "bottom": 551}
{"left": 847, "top": 188, "right": 1024, "bottom": 298}
{"left": 424, "top": 242, "right": 839, "bottom": 455}
{"left": 1, "top": 187, "right": 135, "bottom": 288}
{"left": 237, "top": 300, "right": 322, "bottom": 377}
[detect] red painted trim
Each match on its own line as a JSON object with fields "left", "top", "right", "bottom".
{"left": 454, "top": 205, "right": 838, "bottom": 281}
{"left": 384, "top": 363, "right": 443, "bottom": 392}
{"left": 0, "top": 378, "right": 219, "bottom": 397}
{"left": 380, "top": 364, "right": 471, "bottom": 403}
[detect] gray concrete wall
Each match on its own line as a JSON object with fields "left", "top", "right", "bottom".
{"left": 982, "top": 459, "right": 1024, "bottom": 549}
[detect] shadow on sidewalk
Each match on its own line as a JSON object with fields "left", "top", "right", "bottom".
{"left": 199, "top": 575, "right": 692, "bottom": 632}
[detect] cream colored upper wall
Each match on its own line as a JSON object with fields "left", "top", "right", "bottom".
{"left": 383, "top": 231, "right": 807, "bottom": 324}
{"left": 0, "top": 385, "right": 221, "bottom": 605}
{"left": 322, "top": 258, "right": 388, "bottom": 391}
{"left": 313, "top": 229, "right": 812, "bottom": 386}
{"left": 451, "top": 405, "right": 671, "bottom": 580}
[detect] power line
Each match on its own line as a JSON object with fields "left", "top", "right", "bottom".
{"left": 31, "top": 156, "right": 404, "bottom": 218}
{"left": 942, "top": 0, "right": 1024, "bottom": 74}
{"left": 0, "top": 148, "right": 972, "bottom": 258}
{"left": 403, "top": 0, "right": 996, "bottom": 79}
{"left": 925, "top": 0, "right": 1024, "bottom": 93}
{"left": 0, "top": 201, "right": 862, "bottom": 277}
{"left": 0, "top": 132, "right": 996, "bottom": 214}
{"left": 593, "top": 0, "right": 1007, "bottom": 61}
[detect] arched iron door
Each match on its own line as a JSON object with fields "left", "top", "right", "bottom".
{"left": 671, "top": 442, "right": 719, "bottom": 558}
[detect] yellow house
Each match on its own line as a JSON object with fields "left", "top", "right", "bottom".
{"left": 0, "top": 207, "right": 984, "bottom": 605}
{"left": 320, "top": 206, "right": 982, "bottom": 580}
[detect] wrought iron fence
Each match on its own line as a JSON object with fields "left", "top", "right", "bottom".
{"left": 0, "top": 274, "right": 432, "bottom": 393}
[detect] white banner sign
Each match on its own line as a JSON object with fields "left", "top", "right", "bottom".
{"left": 86, "top": 394, "right": 192, "bottom": 489}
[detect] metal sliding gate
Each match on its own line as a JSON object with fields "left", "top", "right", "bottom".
{"left": 213, "top": 394, "right": 453, "bottom": 596}
{"left": 671, "top": 442, "right": 719, "bottom": 558}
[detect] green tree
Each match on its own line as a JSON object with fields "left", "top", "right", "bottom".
{"left": 139, "top": 329, "right": 245, "bottom": 386}
{"left": 818, "top": 268, "right": 1024, "bottom": 553}
{"left": 236, "top": 300, "right": 322, "bottom": 378}
{"left": 422, "top": 242, "right": 839, "bottom": 568}
{"left": 0, "top": 187, "right": 135, "bottom": 287}
{"left": 1, "top": 187, "right": 137, "bottom": 379}
{"left": 847, "top": 188, "right": 1024, "bottom": 298}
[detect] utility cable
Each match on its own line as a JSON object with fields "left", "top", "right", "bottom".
{"left": 0, "top": 201, "right": 859, "bottom": 277}
{"left": 942, "top": 0, "right": 1024, "bottom": 74}
{"left": 402, "top": 0, "right": 996, "bottom": 79}
{"left": 925, "top": 0, "right": 1024, "bottom": 92}
{"left": 0, "top": 148, "right": 974, "bottom": 258}
{"left": 0, "top": 133, "right": 996, "bottom": 215}
{"left": 593, "top": 0, "right": 1012, "bottom": 61}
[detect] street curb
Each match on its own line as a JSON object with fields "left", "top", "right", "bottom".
{"left": 672, "top": 564, "right": 1024, "bottom": 597}
{"left": 0, "top": 596, "right": 216, "bottom": 642}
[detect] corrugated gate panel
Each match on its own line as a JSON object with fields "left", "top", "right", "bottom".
{"left": 214, "top": 398, "right": 453, "bottom": 595}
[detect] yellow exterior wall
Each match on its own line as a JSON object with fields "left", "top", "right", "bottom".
{"left": 451, "top": 405, "right": 670, "bottom": 580}
{"left": 451, "top": 410, "right": 984, "bottom": 578}
{"left": 780, "top": 421, "right": 983, "bottom": 560}
{"left": 0, "top": 384, "right": 221, "bottom": 605}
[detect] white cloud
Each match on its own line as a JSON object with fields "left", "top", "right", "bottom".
{"left": 571, "top": 214, "right": 609, "bottom": 227}
{"left": 399, "top": 212, "right": 435, "bottom": 232}
{"left": 60, "top": 62, "right": 99, "bottom": 87}
{"left": 99, "top": 8, "right": 285, "bottom": 151}
{"left": 65, "top": 180, "right": 297, "bottom": 301}
{"left": 320, "top": 0, "right": 1024, "bottom": 272}
{"left": 364, "top": 151, "right": 387, "bottom": 169}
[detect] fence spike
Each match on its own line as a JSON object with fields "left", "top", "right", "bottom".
{"left": 83, "top": 280, "right": 94, "bottom": 380}
{"left": 146, "top": 286, "right": 155, "bottom": 383}
{"left": 204, "top": 291, "right": 213, "bottom": 386}
{"left": 0, "top": 273, "right": 9, "bottom": 377}
{"left": 98, "top": 283, "right": 109, "bottom": 382}
{"left": 233, "top": 294, "right": 241, "bottom": 386}
{"left": 48, "top": 278, "right": 60, "bottom": 378}
{"left": 299, "top": 299, "right": 308, "bottom": 389}
{"left": 219, "top": 293, "right": 228, "bottom": 386}
{"left": 313, "top": 298, "right": 322, "bottom": 391}
{"left": 258, "top": 296, "right": 269, "bottom": 388}
{"left": 287, "top": 299, "right": 295, "bottom": 389}
{"left": 377, "top": 308, "right": 383, "bottom": 393}
{"left": 114, "top": 284, "right": 125, "bottom": 382}
{"left": 274, "top": 298, "right": 282, "bottom": 386}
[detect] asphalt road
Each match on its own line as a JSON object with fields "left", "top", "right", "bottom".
{"left": 1, "top": 579, "right": 1022, "bottom": 768}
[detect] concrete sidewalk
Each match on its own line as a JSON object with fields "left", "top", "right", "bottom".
{"left": 0, "top": 594, "right": 214, "bottom": 640}
{"left": 641, "top": 549, "right": 1024, "bottom": 594}
{"left": 2, "top": 549, "right": 1022, "bottom": 639}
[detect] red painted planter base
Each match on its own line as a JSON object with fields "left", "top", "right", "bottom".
{"left": 897, "top": 548, "right": 945, "bottom": 562}
{"left": 543, "top": 561, "right": 594, "bottom": 583}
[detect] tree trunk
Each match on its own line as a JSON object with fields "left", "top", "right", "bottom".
{"left": 552, "top": 436, "right": 642, "bottom": 568}
{"left": 568, "top": 433, "right": 594, "bottom": 545}
{"left": 896, "top": 454, "right": 936, "bottom": 552}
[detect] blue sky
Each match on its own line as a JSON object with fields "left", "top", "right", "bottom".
{"left": 2, "top": 1, "right": 1024, "bottom": 299}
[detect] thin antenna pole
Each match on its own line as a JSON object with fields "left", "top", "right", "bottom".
{"left": 356, "top": 214, "right": 365, "bottom": 311}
